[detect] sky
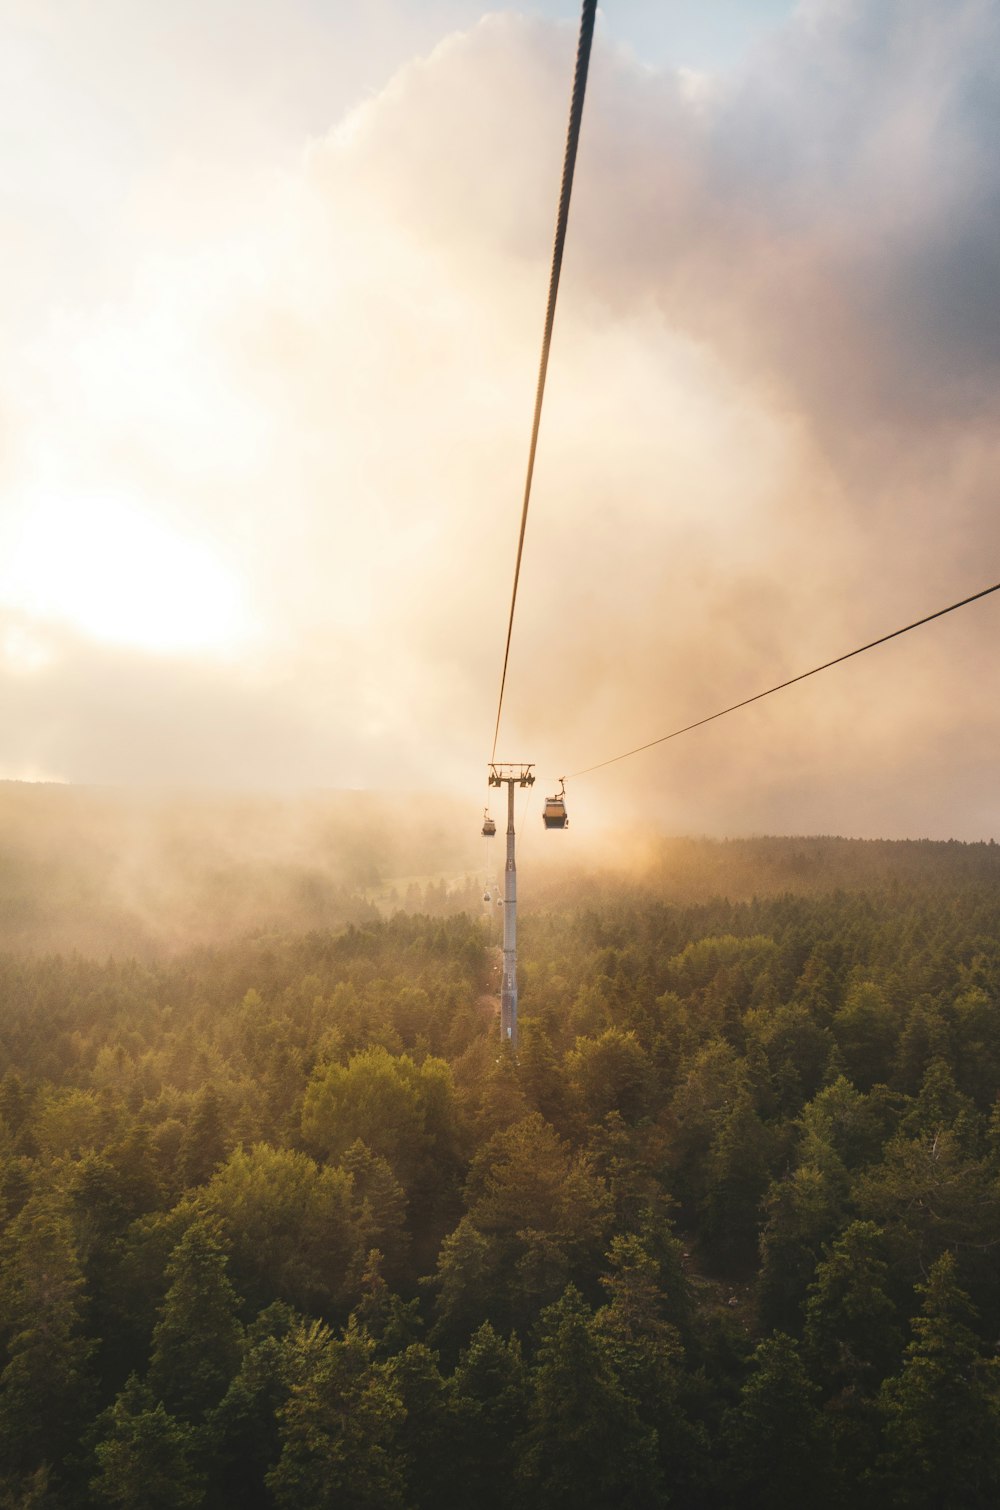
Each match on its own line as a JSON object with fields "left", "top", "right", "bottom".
{"left": 2, "top": 0, "right": 1000, "bottom": 840}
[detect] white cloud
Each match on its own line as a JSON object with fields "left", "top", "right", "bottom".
{"left": 2, "top": 3, "right": 999, "bottom": 838}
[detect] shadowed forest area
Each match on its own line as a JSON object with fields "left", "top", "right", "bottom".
{"left": 2, "top": 788, "right": 1000, "bottom": 1505}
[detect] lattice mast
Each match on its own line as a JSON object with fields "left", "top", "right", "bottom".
{"left": 488, "top": 763, "right": 534, "bottom": 1048}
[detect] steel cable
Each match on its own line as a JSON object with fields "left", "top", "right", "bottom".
{"left": 569, "top": 579, "right": 1000, "bottom": 779}
{"left": 490, "top": 0, "right": 597, "bottom": 762}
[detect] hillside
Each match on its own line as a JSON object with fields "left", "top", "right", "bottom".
{"left": 1, "top": 812, "right": 1000, "bottom": 1504}
{"left": 4, "top": 780, "right": 1000, "bottom": 957}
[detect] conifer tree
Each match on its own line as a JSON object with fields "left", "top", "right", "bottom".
{"left": 593, "top": 1234, "right": 683, "bottom": 1400}
{"left": 699, "top": 1088, "right": 774, "bottom": 1269}
{"left": 804, "top": 1220, "right": 902, "bottom": 1396}
{"left": 0, "top": 1197, "right": 96, "bottom": 1487}
{"left": 877, "top": 1252, "right": 1000, "bottom": 1507}
{"left": 757, "top": 1130, "right": 849, "bottom": 1332}
{"left": 341, "top": 1140, "right": 410, "bottom": 1284}
{"left": 147, "top": 1214, "right": 243, "bottom": 1423}
{"left": 351, "top": 1250, "right": 422, "bottom": 1358}
{"left": 720, "top": 1332, "right": 831, "bottom": 1509}
{"left": 594, "top": 1234, "right": 709, "bottom": 1501}
{"left": 517, "top": 1286, "right": 661, "bottom": 1510}
{"left": 267, "top": 1318, "right": 405, "bottom": 1510}
{"left": 177, "top": 1084, "right": 227, "bottom": 1188}
{"left": 450, "top": 1323, "right": 528, "bottom": 1510}
{"left": 206, "top": 1302, "right": 299, "bottom": 1510}
{"left": 91, "top": 1376, "right": 205, "bottom": 1510}
{"left": 386, "top": 1343, "right": 453, "bottom": 1509}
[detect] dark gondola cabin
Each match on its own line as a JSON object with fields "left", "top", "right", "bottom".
{"left": 482, "top": 810, "right": 496, "bottom": 838}
{"left": 542, "top": 784, "right": 568, "bottom": 829}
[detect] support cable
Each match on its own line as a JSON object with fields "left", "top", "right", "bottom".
{"left": 490, "top": 0, "right": 597, "bottom": 762}
{"left": 569, "top": 579, "right": 1000, "bottom": 779}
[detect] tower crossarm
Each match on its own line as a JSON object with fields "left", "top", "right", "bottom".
{"left": 488, "top": 763, "right": 535, "bottom": 788}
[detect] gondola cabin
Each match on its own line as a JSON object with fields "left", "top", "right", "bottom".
{"left": 482, "top": 810, "right": 496, "bottom": 838}
{"left": 542, "top": 790, "right": 568, "bottom": 829}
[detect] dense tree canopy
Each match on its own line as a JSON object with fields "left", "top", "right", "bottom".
{"left": 1, "top": 837, "right": 1000, "bottom": 1504}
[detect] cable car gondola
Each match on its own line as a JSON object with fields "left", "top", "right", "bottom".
{"left": 482, "top": 809, "right": 496, "bottom": 838}
{"left": 542, "top": 778, "right": 568, "bottom": 830}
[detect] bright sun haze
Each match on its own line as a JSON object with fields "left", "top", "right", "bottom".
{"left": 1, "top": 0, "right": 998, "bottom": 840}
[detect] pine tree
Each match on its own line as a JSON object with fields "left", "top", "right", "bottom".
{"left": 699, "top": 1088, "right": 774, "bottom": 1269}
{"left": 267, "top": 1318, "right": 405, "bottom": 1510}
{"left": 757, "top": 1130, "right": 849, "bottom": 1332}
{"left": 804, "top": 1220, "right": 902, "bottom": 1396}
{"left": 177, "top": 1084, "right": 227, "bottom": 1188}
{"left": 449, "top": 1323, "right": 528, "bottom": 1510}
{"left": 517, "top": 1286, "right": 661, "bottom": 1510}
{"left": 147, "top": 1214, "right": 243, "bottom": 1423}
{"left": 720, "top": 1332, "right": 831, "bottom": 1509}
{"left": 802, "top": 1220, "right": 904, "bottom": 1503}
{"left": 341, "top": 1140, "right": 410, "bottom": 1285}
{"left": 386, "top": 1343, "right": 454, "bottom": 1509}
{"left": 91, "top": 1375, "right": 205, "bottom": 1510}
{"left": 206, "top": 1302, "right": 299, "bottom": 1510}
{"left": 0, "top": 1197, "right": 96, "bottom": 1486}
{"left": 594, "top": 1234, "right": 709, "bottom": 1501}
{"left": 593, "top": 1234, "right": 683, "bottom": 1400}
{"left": 877, "top": 1252, "right": 1000, "bottom": 1507}
{"left": 351, "top": 1250, "right": 422, "bottom": 1358}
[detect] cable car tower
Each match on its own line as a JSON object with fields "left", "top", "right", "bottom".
{"left": 488, "top": 763, "right": 534, "bottom": 1048}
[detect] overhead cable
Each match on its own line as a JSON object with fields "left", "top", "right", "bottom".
{"left": 490, "top": 0, "right": 597, "bottom": 763}
{"left": 569, "top": 579, "right": 1000, "bottom": 779}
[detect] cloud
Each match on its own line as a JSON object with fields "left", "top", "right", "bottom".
{"left": 582, "top": 0, "right": 1000, "bottom": 436}
{"left": 3, "top": 3, "right": 1000, "bottom": 839}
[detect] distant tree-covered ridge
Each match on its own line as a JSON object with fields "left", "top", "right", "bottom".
{"left": 4, "top": 777, "right": 1000, "bottom": 957}
{"left": 2, "top": 841, "right": 1000, "bottom": 1504}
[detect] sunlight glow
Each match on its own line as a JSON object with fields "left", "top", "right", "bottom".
{"left": 2, "top": 624, "right": 55, "bottom": 676}
{"left": 0, "top": 763, "right": 67, "bottom": 784}
{"left": 1, "top": 495, "right": 250, "bottom": 655}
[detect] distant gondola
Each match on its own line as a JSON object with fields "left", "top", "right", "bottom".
{"left": 482, "top": 809, "right": 496, "bottom": 838}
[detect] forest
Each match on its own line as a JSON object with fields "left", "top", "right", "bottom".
{"left": 2, "top": 811, "right": 1000, "bottom": 1507}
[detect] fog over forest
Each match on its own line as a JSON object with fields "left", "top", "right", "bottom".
{"left": 2, "top": 782, "right": 1000, "bottom": 1505}
{"left": 5, "top": 779, "right": 996, "bottom": 958}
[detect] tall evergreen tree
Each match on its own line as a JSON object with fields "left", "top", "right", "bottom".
{"left": 91, "top": 1376, "right": 205, "bottom": 1510}
{"left": 803, "top": 1220, "right": 904, "bottom": 1505}
{"left": 594, "top": 1234, "right": 709, "bottom": 1501}
{"left": 206, "top": 1303, "right": 299, "bottom": 1510}
{"left": 517, "top": 1286, "right": 661, "bottom": 1510}
{"left": 699, "top": 1089, "right": 774, "bottom": 1269}
{"left": 877, "top": 1252, "right": 1000, "bottom": 1508}
{"left": 177, "top": 1085, "right": 228, "bottom": 1189}
{"left": 720, "top": 1332, "right": 831, "bottom": 1510}
{"left": 804, "top": 1220, "right": 902, "bottom": 1397}
{"left": 449, "top": 1323, "right": 528, "bottom": 1510}
{"left": 147, "top": 1214, "right": 243, "bottom": 1424}
{"left": 0, "top": 1197, "right": 96, "bottom": 1490}
{"left": 386, "top": 1343, "right": 454, "bottom": 1510}
{"left": 267, "top": 1318, "right": 405, "bottom": 1510}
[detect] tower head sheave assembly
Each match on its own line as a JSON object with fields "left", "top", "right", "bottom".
{"left": 489, "top": 763, "right": 535, "bottom": 789}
